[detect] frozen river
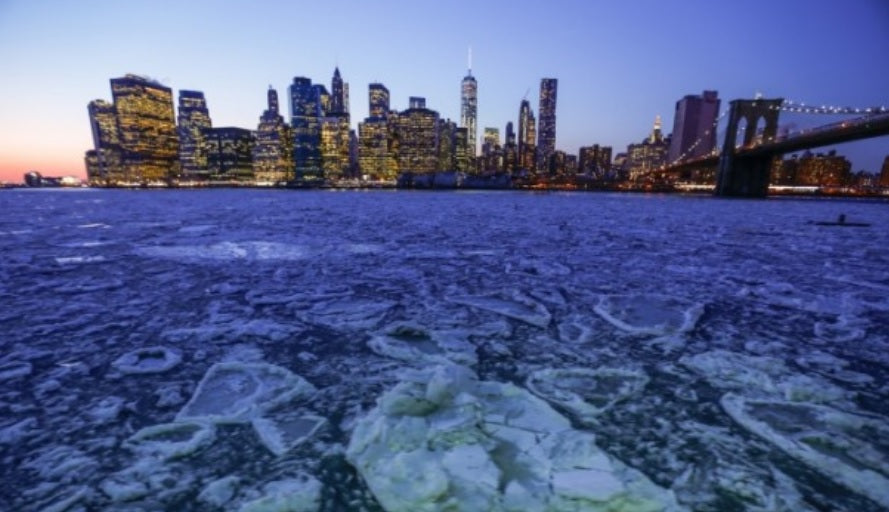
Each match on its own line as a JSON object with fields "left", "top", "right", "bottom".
{"left": 1, "top": 189, "right": 888, "bottom": 511}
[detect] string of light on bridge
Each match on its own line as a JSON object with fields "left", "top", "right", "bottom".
{"left": 771, "top": 99, "right": 888, "bottom": 115}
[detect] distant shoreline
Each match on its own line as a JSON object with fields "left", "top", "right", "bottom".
{"left": 4, "top": 182, "right": 888, "bottom": 199}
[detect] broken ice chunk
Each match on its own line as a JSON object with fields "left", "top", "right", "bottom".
{"left": 251, "top": 414, "right": 326, "bottom": 456}
{"left": 526, "top": 367, "right": 649, "bottom": 421}
{"left": 722, "top": 393, "right": 889, "bottom": 508}
{"left": 368, "top": 322, "right": 478, "bottom": 367}
{"left": 447, "top": 291, "right": 552, "bottom": 328}
{"left": 111, "top": 346, "right": 181, "bottom": 375}
{"left": 177, "top": 362, "right": 316, "bottom": 423}
{"left": 238, "top": 475, "right": 322, "bottom": 512}
{"left": 124, "top": 421, "right": 216, "bottom": 461}
{"left": 594, "top": 294, "right": 702, "bottom": 336}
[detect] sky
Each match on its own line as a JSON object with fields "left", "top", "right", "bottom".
{"left": 1, "top": 0, "right": 888, "bottom": 183}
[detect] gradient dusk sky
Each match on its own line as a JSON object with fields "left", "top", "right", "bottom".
{"left": 1, "top": 0, "right": 887, "bottom": 183}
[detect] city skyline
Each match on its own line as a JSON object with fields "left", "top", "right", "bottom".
{"left": 2, "top": 0, "right": 888, "bottom": 183}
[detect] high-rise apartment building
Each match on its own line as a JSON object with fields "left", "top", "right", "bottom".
{"left": 667, "top": 90, "right": 720, "bottom": 164}
{"left": 460, "top": 50, "right": 478, "bottom": 157}
{"left": 110, "top": 74, "right": 180, "bottom": 183}
{"left": 289, "top": 77, "right": 322, "bottom": 180}
{"left": 253, "top": 87, "right": 293, "bottom": 184}
{"left": 320, "top": 67, "right": 351, "bottom": 180}
{"left": 177, "top": 90, "right": 212, "bottom": 180}
{"left": 536, "top": 78, "right": 558, "bottom": 171}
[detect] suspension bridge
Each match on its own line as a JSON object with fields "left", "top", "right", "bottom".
{"left": 657, "top": 97, "right": 889, "bottom": 197}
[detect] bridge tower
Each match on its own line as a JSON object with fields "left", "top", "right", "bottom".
{"left": 715, "top": 98, "right": 783, "bottom": 197}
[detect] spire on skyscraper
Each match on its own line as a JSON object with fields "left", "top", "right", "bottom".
{"left": 467, "top": 46, "right": 472, "bottom": 76}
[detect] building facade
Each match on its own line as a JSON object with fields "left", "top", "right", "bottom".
{"left": 110, "top": 74, "right": 180, "bottom": 183}
{"left": 396, "top": 104, "right": 439, "bottom": 174}
{"left": 177, "top": 90, "right": 212, "bottom": 180}
{"left": 579, "top": 144, "right": 613, "bottom": 177}
{"left": 536, "top": 78, "right": 558, "bottom": 172}
{"left": 289, "top": 77, "right": 322, "bottom": 180}
{"left": 624, "top": 116, "right": 670, "bottom": 180}
{"left": 204, "top": 127, "right": 254, "bottom": 181}
{"left": 667, "top": 90, "right": 720, "bottom": 164}
{"left": 460, "top": 60, "right": 478, "bottom": 157}
{"left": 253, "top": 87, "right": 293, "bottom": 184}
{"left": 85, "top": 99, "right": 122, "bottom": 184}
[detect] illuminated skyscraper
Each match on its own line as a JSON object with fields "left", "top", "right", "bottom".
{"left": 204, "top": 127, "right": 254, "bottom": 181}
{"left": 320, "top": 115, "right": 350, "bottom": 181}
{"left": 330, "top": 67, "right": 346, "bottom": 115}
{"left": 437, "top": 119, "right": 457, "bottom": 172}
{"left": 536, "top": 78, "right": 558, "bottom": 171}
{"left": 504, "top": 121, "right": 518, "bottom": 172}
{"left": 289, "top": 77, "right": 322, "bottom": 180}
{"left": 397, "top": 103, "right": 439, "bottom": 174}
{"left": 111, "top": 74, "right": 179, "bottom": 183}
{"left": 517, "top": 99, "right": 536, "bottom": 171}
{"left": 177, "top": 90, "right": 212, "bottom": 180}
{"left": 319, "top": 67, "right": 351, "bottom": 181}
{"left": 368, "top": 83, "right": 390, "bottom": 118}
{"left": 460, "top": 49, "right": 478, "bottom": 157}
{"left": 253, "top": 87, "right": 293, "bottom": 184}
{"left": 624, "top": 116, "right": 671, "bottom": 180}
{"left": 667, "top": 90, "right": 720, "bottom": 164}
{"left": 455, "top": 127, "right": 471, "bottom": 173}
{"left": 86, "top": 99, "right": 122, "bottom": 184}
{"left": 358, "top": 83, "right": 395, "bottom": 180}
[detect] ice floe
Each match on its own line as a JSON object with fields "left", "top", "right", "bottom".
{"left": 111, "top": 346, "right": 182, "bottom": 375}
{"left": 198, "top": 475, "right": 241, "bottom": 507}
{"left": 447, "top": 291, "right": 552, "bottom": 327}
{"left": 594, "top": 294, "right": 703, "bottom": 337}
{"left": 125, "top": 421, "right": 216, "bottom": 461}
{"left": 680, "top": 350, "right": 851, "bottom": 403}
{"left": 721, "top": 393, "right": 889, "bottom": 508}
{"left": 526, "top": 367, "right": 649, "bottom": 422}
{"left": 368, "top": 322, "right": 478, "bottom": 367}
{"left": 238, "top": 475, "right": 322, "bottom": 512}
{"left": 303, "top": 297, "right": 395, "bottom": 331}
{"left": 177, "top": 362, "right": 316, "bottom": 423}
{"left": 252, "top": 413, "right": 327, "bottom": 456}
{"left": 346, "top": 364, "right": 681, "bottom": 511}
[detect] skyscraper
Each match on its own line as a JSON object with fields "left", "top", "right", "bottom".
{"left": 460, "top": 49, "right": 478, "bottom": 157}
{"left": 321, "top": 67, "right": 351, "bottom": 180}
{"left": 330, "top": 67, "right": 346, "bottom": 115}
{"left": 397, "top": 102, "right": 439, "bottom": 174}
{"left": 359, "top": 83, "right": 395, "bottom": 180}
{"left": 368, "top": 83, "right": 390, "bottom": 118}
{"left": 536, "top": 78, "right": 558, "bottom": 171}
{"left": 86, "top": 99, "right": 122, "bottom": 184}
{"left": 110, "top": 74, "right": 179, "bottom": 183}
{"left": 253, "top": 86, "right": 293, "bottom": 184}
{"left": 204, "top": 127, "right": 254, "bottom": 181}
{"left": 518, "top": 99, "right": 536, "bottom": 171}
{"left": 177, "top": 90, "right": 212, "bottom": 180}
{"left": 289, "top": 77, "right": 322, "bottom": 180}
{"left": 667, "top": 90, "right": 720, "bottom": 164}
